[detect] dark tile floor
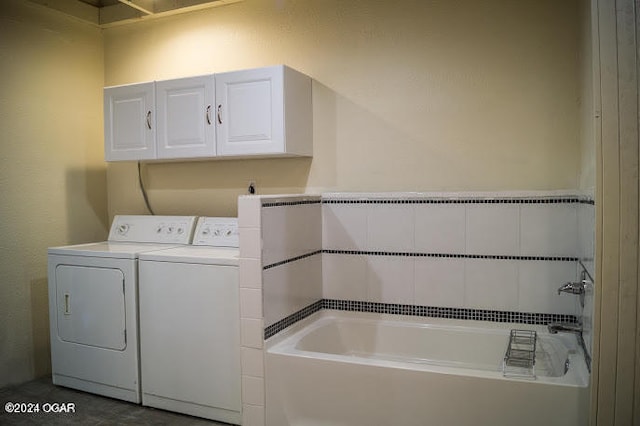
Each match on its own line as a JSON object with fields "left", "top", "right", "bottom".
{"left": 0, "top": 377, "right": 230, "bottom": 425}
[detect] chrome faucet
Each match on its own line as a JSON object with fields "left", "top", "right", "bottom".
{"left": 557, "top": 270, "right": 591, "bottom": 308}
{"left": 557, "top": 281, "right": 586, "bottom": 295}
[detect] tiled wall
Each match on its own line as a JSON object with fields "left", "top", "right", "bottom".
{"left": 238, "top": 196, "right": 266, "bottom": 426}
{"left": 323, "top": 193, "right": 590, "bottom": 316}
{"left": 577, "top": 198, "right": 595, "bottom": 359}
{"left": 261, "top": 199, "right": 323, "bottom": 327}
{"left": 238, "top": 195, "right": 322, "bottom": 426}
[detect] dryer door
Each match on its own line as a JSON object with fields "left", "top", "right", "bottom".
{"left": 55, "top": 265, "right": 126, "bottom": 350}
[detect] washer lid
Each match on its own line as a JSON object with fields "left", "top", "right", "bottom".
{"left": 138, "top": 246, "right": 239, "bottom": 265}
{"left": 48, "top": 242, "right": 185, "bottom": 259}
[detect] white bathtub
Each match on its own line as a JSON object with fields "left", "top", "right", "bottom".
{"left": 266, "top": 310, "right": 589, "bottom": 426}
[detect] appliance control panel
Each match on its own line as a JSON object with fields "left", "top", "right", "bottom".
{"left": 108, "top": 215, "right": 197, "bottom": 244}
{"left": 193, "top": 217, "right": 239, "bottom": 248}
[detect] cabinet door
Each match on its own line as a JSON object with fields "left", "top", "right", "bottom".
{"left": 156, "top": 75, "right": 216, "bottom": 159}
{"left": 104, "top": 82, "right": 156, "bottom": 161}
{"left": 215, "top": 66, "right": 284, "bottom": 156}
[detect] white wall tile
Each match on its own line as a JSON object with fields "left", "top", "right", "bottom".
{"left": 464, "top": 259, "right": 518, "bottom": 310}
{"left": 239, "top": 227, "right": 262, "bottom": 260}
{"left": 578, "top": 203, "right": 595, "bottom": 262}
{"left": 367, "top": 204, "right": 415, "bottom": 252}
{"left": 240, "top": 288, "right": 263, "bottom": 319}
{"left": 261, "top": 206, "right": 286, "bottom": 265}
{"left": 262, "top": 264, "right": 289, "bottom": 327}
{"left": 322, "top": 203, "right": 367, "bottom": 250}
{"left": 322, "top": 253, "right": 367, "bottom": 301}
{"left": 582, "top": 278, "right": 595, "bottom": 357}
{"left": 243, "top": 403, "right": 265, "bottom": 426}
{"left": 239, "top": 258, "right": 262, "bottom": 289}
{"left": 263, "top": 255, "right": 322, "bottom": 327}
{"left": 466, "top": 204, "right": 519, "bottom": 255}
{"left": 242, "top": 375, "right": 265, "bottom": 406}
{"left": 366, "top": 256, "right": 414, "bottom": 304}
{"left": 262, "top": 203, "right": 322, "bottom": 265}
{"left": 238, "top": 196, "right": 262, "bottom": 228}
{"left": 414, "top": 258, "right": 465, "bottom": 307}
{"left": 241, "top": 318, "right": 264, "bottom": 349}
{"left": 415, "top": 204, "right": 466, "bottom": 253}
{"left": 241, "top": 348, "right": 265, "bottom": 378}
{"left": 520, "top": 204, "right": 578, "bottom": 257}
{"left": 517, "top": 261, "right": 577, "bottom": 314}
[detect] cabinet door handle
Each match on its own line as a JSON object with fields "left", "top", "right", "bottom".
{"left": 206, "top": 105, "right": 212, "bottom": 125}
{"left": 217, "top": 104, "right": 222, "bottom": 124}
{"left": 146, "top": 111, "right": 152, "bottom": 129}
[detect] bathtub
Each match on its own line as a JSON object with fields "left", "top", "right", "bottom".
{"left": 266, "top": 310, "right": 589, "bottom": 426}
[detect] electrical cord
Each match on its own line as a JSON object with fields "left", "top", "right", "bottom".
{"left": 137, "top": 161, "right": 155, "bottom": 215}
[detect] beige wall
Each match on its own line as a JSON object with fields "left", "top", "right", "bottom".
{"left": 579, "top": 0, "right": 596, "bottom": 192}
{"left": 104, "top": 0, "right": 582, "bottom": 218}
{"left": 0, "top": 1, "right": 107, "bottom": 386}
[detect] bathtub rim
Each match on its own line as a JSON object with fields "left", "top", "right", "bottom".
{"left": 266, "top": 309, "right": 590, "bottom": 387}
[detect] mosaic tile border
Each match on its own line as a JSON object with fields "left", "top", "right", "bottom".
{"left": 262, "top": 200, "right": 322, "bottom": 208}
{"left": 323, "top": 250, "right": 578, "bottom": 262}
{"left": 264, "top": 300, "right": 323, "bottom": 339}
{"left": 322, "top": 198, "right": 593, "bottom": 205}
{"left": 263, "top": 250, "right": 322, "bottom": 270}
{"left": 263, "top": 250, "right": 579, "bottom": 271}
{"left": 264, "top": 299, "right": 579, "bottom": 339}
{"left": 260, "top": 197, "right": 594, "bottom": 208}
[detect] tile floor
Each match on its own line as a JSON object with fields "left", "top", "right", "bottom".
{"left": 0, "top": 377, "right": 230, "bottom": 425}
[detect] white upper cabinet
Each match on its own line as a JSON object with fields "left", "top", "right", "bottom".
{"left": 104, "top": 65, "right": 312, "bottom": 162}
{"left": 156, "top": 75, "right": 216, "bottom": 160}
{"left": 104, "top": 82, "right": 156, "bottom": 161}
{"left": 215, "top": 65, "right": 312, "bottom": 158}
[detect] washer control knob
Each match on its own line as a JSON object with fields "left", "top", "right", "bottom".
{"left": 117, "top": 224, "right": 129, "bottom": 235}
{"left": 176, "top": 227, "right": 184, "bottom": 235}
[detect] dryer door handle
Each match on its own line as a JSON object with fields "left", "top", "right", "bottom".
{"left": 64, "top": 293, "right": 71, "bottom": 315}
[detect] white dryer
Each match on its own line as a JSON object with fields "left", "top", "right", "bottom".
{"left": 138, "top": 217, "right": 241, "bottom": 423}
{"left": 47, "top": 215, "right": 197, "bottom": 403}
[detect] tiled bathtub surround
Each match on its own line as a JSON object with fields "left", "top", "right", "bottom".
{"left": 577, "top": 196, "right": 595, "bottom": 359}
{"left": 238, "top": 194, "right": 322, "bottom": 426}
{"left": 238, "top": 195, "right": 322, "bottom": 426}
{"left": 261, "top": 197, "right": 323, "bottom": 327}
{"left": 323, "top": 193, "right": 592, "bottom": 316}
{"left": 238, "top": 192, "right": 595, "bottom": 426}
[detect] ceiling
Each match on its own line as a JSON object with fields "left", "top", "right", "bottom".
{"left": 27, "top": 0, "right": 243, "bottom": 27}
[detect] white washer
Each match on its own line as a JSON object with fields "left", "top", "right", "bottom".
{"left": 138, "top": 217, "right": 241, "bottom": 423}
{"left": 47, "top": 215, "right": 197, "bottom": 403}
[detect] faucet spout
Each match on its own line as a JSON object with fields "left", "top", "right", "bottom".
{"left": 557, "top": 281, "right": 586, "bottom": 295}
{"left": 548, "top": 322, "right": 582, "bottom": 335}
